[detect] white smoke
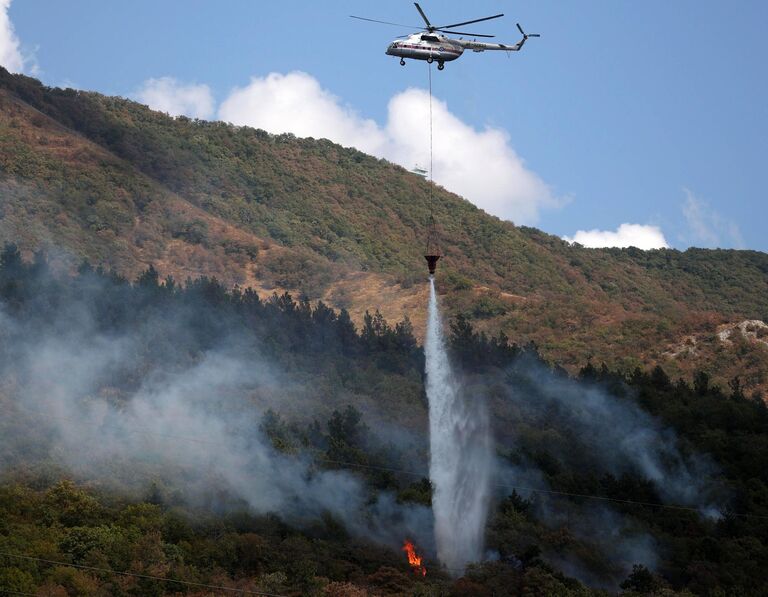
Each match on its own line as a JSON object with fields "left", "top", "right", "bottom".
{"left": 486, "top": 356, "right": 724, "bottom": 587}
{"left": 0, "top": 301, "right": 434, "bottom": 553}
{"left": 500, "top": 357, "right": 723, "bottom": 514}
{"left": 425, "top": 277, "right": 493, "bottom": 573}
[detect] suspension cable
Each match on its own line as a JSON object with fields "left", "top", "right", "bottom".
{"left": 425, "top": 61, "right": 437, "bottom": 257}
{"left": 428, "top": 61, "right": 434, "bottom": 191}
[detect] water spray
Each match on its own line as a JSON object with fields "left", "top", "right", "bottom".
{"left": 425, "top": 276, "right": 493, "bottom": 573}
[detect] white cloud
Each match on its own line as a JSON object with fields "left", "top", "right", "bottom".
{"left": 219, "top": 71, "right": 386, "bottom": 152}
{"left": 385, "top": 88, "right": 557, "bottom": 224}
{"left": 563, "top": 223, "right": 669, "bottom": 250}
{"left": 0, "top": 0, "right": 29, "bottom": 73}
{"left": 218, "top": 71, "right": 556, "bottom": 225}
{"left": 135, "top": 77, "right": 215, "bottom": 120}
{"left": 682, "top": 188, "right": 744, "bottom": 249}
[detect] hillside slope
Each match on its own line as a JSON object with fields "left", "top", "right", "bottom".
{"left": 0, "top": 68, "right": 766, "bottom": 392}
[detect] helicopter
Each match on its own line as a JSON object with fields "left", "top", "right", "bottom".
{"left": 351, "top": 2, "right": 539, "bottom": 70}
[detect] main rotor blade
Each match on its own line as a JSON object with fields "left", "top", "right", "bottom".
{"left": 413, "top": 3, "right": 433, "bottom": 29}
{"left": 438, "top": 30, "right": 495, "bottom": 38}
{"left": 350, "top": 15, "right": 421, "bottom": 29}
{"left": 436, "top": 13, "right": 504, "bottom": 30}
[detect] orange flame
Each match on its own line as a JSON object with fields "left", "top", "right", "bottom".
{"left": 402, "top": 539, "right": 427, "bottom": 576}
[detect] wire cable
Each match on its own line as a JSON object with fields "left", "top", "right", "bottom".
{"left": 424, "top": 60, "right": 438, "bottom": 257}
{"left": 0, "top": 551, "right": 287, "bottom": 597}
{"left": 428, "top": 61, "right": 434, "bottom": 190}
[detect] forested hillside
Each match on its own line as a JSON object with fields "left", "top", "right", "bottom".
{"left": 0, "top": 247, "right": 767, "bottom": 595}
{"left": 0, "top": 67, "right": 767, "bottom": 394}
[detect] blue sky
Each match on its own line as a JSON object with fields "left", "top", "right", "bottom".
{"left": 6, "top": 0, "right": 767, "bottom": 251}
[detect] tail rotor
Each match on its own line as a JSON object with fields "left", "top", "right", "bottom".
{"left": 516, "top": 22, "right": 541, "bottom": 41}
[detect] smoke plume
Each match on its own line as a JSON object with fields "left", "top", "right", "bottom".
{"left": 0, "top": 285, "right": 434, "bottom": 555}
{"left": 498, "top": 357, "right": 722, "bottom": 512}
{"left": 487, "top": 354, "right": 725, "bottom": 587}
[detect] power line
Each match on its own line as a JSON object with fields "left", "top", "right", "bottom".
{"left": 3, "top": 401, "right": 765, "bottom": 520}
{"left": 314, "top": 456, "right": 768, "bottom": 520}
{"left": 0, "top": 551, "right": 287, "bottom": 597}
{"left": 0, "top": 550, "right": 484, "bottom": 587}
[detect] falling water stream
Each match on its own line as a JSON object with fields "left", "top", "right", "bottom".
{"left": 425, "top": 276, "right": 493, "bottom": 574}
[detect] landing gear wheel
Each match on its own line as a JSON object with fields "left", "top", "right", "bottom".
{"left": 437, "top": 62, "right": 445, "bottom": 71}
{"left": 427, "top": 56, "right": 434, "bottom": 64}
{"left": 400, "top": 58, "right": 406, "bottom": 66}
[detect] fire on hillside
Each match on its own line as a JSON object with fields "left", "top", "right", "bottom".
{"left": 403, "top": 539, "right": 427, "bottom": 576}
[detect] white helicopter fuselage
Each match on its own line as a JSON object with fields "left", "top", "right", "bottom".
{"left": 386, "top": 33, "right": 464, "bottom": 63}
{"left": 385, "top": 32, "right": 526, "bottom": 67}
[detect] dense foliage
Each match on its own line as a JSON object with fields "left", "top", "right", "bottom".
{"left": 0, "top": 68, "right": 767, "bottom": 393}
{"left": 0, "top": 246, "right": 767, "bottom": 595}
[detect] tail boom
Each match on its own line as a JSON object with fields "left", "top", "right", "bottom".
{"left": 458, "top": 39, "right": 525, "bottom": 52}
